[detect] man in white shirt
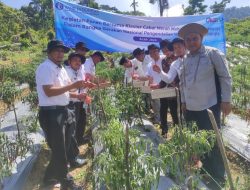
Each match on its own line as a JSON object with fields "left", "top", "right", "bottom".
{"left": 36, "top": 40, "right": 94, "bottom": 190}
{"left": 131, "top": 48, "right": 150, "bottom": 81}
{"left": 146, "top": 44, "right": 164, "bottom": 123}
{"left": 84, "top": 51, "right": 105, "bottom": 81}
{"left": 119, "top": 56, "right": 134, "bottom": 84}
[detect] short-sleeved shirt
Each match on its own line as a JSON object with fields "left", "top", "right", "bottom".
{"left": 159, "top": 57, "right": 184, "bottom": 85}
{"left": 159, "top": 55, "right": 178, "bottom": 88}
{"left": 124, "top": 66, "right": 134, "bottom": 84}
{"left": 131, "top": 58, "right": 146, "bottom": 77}
{"left": 65, "top": 66, "right": 86, "bottom": 102}
{"left": 180, "top": 45, "right": 232, "bottom": 111}
{"left": 84, "top": 57, "right": 95, "bottom": 76}
{"left": 146, "top": 57, "right": 164, "bottom": 84}
{"left": 36, "top": 59, "right": 71, "bottom": 106}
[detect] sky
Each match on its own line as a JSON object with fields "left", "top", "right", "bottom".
{"left": 1, "top": 0, "right": 249, "bottom": 17}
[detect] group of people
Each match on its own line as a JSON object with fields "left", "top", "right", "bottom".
{"left": 119, "top": 23, "right": 232, "bottom": 189}
{"left": 36, "top": 40, "right": 104, "bottom": 190}
{"left": 36, "top": 22, "right": 232, "bottom": 190}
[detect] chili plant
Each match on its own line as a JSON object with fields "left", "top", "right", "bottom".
{"left": 94, "top": 119, "right": 162, "bottom": 190}
{"left": 1, "top": 80, "right": 22, "bottom": 138}
{"left": 0, "top": 131, "right": 33, "bottom": 186}
{"left": 158, "top": 123, "right": 216, "bottom": 188}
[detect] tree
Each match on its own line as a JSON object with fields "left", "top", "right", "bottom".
{"left": 130, "top": 0, "right": 138, "bottom": 15}
{"left": 210, "top": 0, "right": 231, "bottom": 13}
{"left": 100, "top": 4, "right": 119, "bottom": 13}
{"left": 79, "top": 0, "right": 99, "bottom": 9}
{"left": 184, "top": 0, "right": 207, "bottom": 15}
{"left": 21, "top": 0, "right": 53, "bottom": 30}
{"left": 149, "top": 0, "right": 169, "bottom": 17}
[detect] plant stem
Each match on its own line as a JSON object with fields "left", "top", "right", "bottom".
{"left": 125, "top": 122, "right": 131, "bottom": 190}
{"left": 12, "top": 102, "right": 21, "bottom": 140}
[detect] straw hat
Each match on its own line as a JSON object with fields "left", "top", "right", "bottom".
{"left": 178, "top": 23, "right": 208, "bottom": 39}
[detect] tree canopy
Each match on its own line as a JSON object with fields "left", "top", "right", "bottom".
{"left": 184, "top": 0, "right": 207, "bottom": 15}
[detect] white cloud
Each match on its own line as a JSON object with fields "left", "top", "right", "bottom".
{"left": 167, "top": 4, "right": 184, "bottom": 17}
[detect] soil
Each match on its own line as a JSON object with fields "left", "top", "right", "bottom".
{"left": 4, "top": 109, "right": 250, "bottom": 190}
{"left": 23, "top": 128, "right": 93, "bottom": 190}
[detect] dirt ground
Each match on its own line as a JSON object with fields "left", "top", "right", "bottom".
{"left": 6, "top": 111, "right": 250, "bottom": 190}
{"left": 23, "top": 129, "right": 93, "bottom": 190}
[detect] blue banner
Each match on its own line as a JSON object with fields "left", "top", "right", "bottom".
{"left": 53, "top": 0, "right": 226, "bottom": 53}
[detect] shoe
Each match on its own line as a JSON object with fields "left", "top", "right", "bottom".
{"left": 70, "top": 158, "right": 88, "bottom": 168}
{"left": 161, "top": 130, "right": 168, "bottom": 136}
{"left": 77, "top": 136, "right": 90, "bottom": 145}
{"left": 61, "top": 179, "right": 83, "bottom": 190}
{"left": 43, "top": 177, "right": 59, "bottom": 186}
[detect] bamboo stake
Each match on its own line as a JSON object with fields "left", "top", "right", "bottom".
{"left": 207, "top": 109, "right": 234, "bottom": 190}
{"left": 175, "top": 87, "right": 181, "bottom": 125}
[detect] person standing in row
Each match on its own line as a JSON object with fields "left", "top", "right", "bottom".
{"left": 84, "top": 51, "right": 105, "bottom": 81}
{"left": 178, "top": 23, "right": 232, "bottom": 189}
{"left": 36, "top": 40, "right": 95, "bottom": 190}
{"left": 65, "top": 52, "right": 88, "bottom": 145}
{"left": 158, "top": 39, "right": 178, "bottom": 136}
{"left": 64, "top": 42, "right": 90, "bottom": 66}
{"left": 146, "top": 44, "right": 164, "bottom": 124}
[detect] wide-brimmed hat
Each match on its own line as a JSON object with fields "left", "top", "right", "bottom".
{"left": 178, "top": 23, "right": 208, "bottom": 39}
{"left": 68, "top": 52, "right": 86, "bottom": 63}
{"left": 133, "top": 48, "right": 145, "bottom": 57}
{"left": 74, "top": 42, "right": 90, "bottom": 52}
{"left": 92, "top": 51, "right": 105, "bottom": 62}
{"left": 44, "top": 40, "right": 70, "bottom": 53}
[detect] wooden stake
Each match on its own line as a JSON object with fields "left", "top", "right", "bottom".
{"left": 207, "top": 109, "right": 234, "bottom": 190}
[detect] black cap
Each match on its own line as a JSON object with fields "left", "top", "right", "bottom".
{"left": 159, "top": 39, "right": 170, "bottom": 49}
{"left": 74, "top": 42, "right": 90, "bottom": 51}
{"left": 92, "top": 51, "right": 105, "bottom": 62}
{"left": 44, "top": 40, "right": 70, "bottom": 53}
{"left": 132, "top": 48, "right": 145, "bottom": 57}
{"left": 68, "top": 52, "right": 86, "bottom": 64}
{"left": 119, "top": 56, "right": 129, "bottom": 65}
{"left": 171, "top": 37, "right": 185, "bottom": 46}
{"left": 147, "top": 44, "right": 160, "bottom": 51}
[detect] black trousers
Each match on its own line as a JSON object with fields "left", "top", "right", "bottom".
{"left": 69, "top": 101, "right": 86, "bottom": 143}
{"left": 39, "top": 107, "right": 74, "bottom": 183}
{"left": 185, "top": 103, "right": 225, "bottom": 183}
{"left": 160, "top": 97, "right": 178, "bottom": 133}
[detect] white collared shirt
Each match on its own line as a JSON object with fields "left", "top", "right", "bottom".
{"left": 84, "top": 57, "right": 95, "bottom": 76}
{"left": 146, "top": 57, "right": 164, "bottom": 84}
{"left": 36, "top": 59, "right": 70, "bottom": 106}
{"left": 131, "top": 58, "right": 146, "bottom": 77}
{"left": 65, "top": 66, "right": 86, "bottom": 102}
{"left": 159, "top": 57, "right": 184, "bottom": 83}
{"left": 124, "top": 66, "right": 134, "bottom": 84}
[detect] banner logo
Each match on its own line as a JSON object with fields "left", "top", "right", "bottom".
{"left": 55, "top": 2, "right": 64, "bottom": 10}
